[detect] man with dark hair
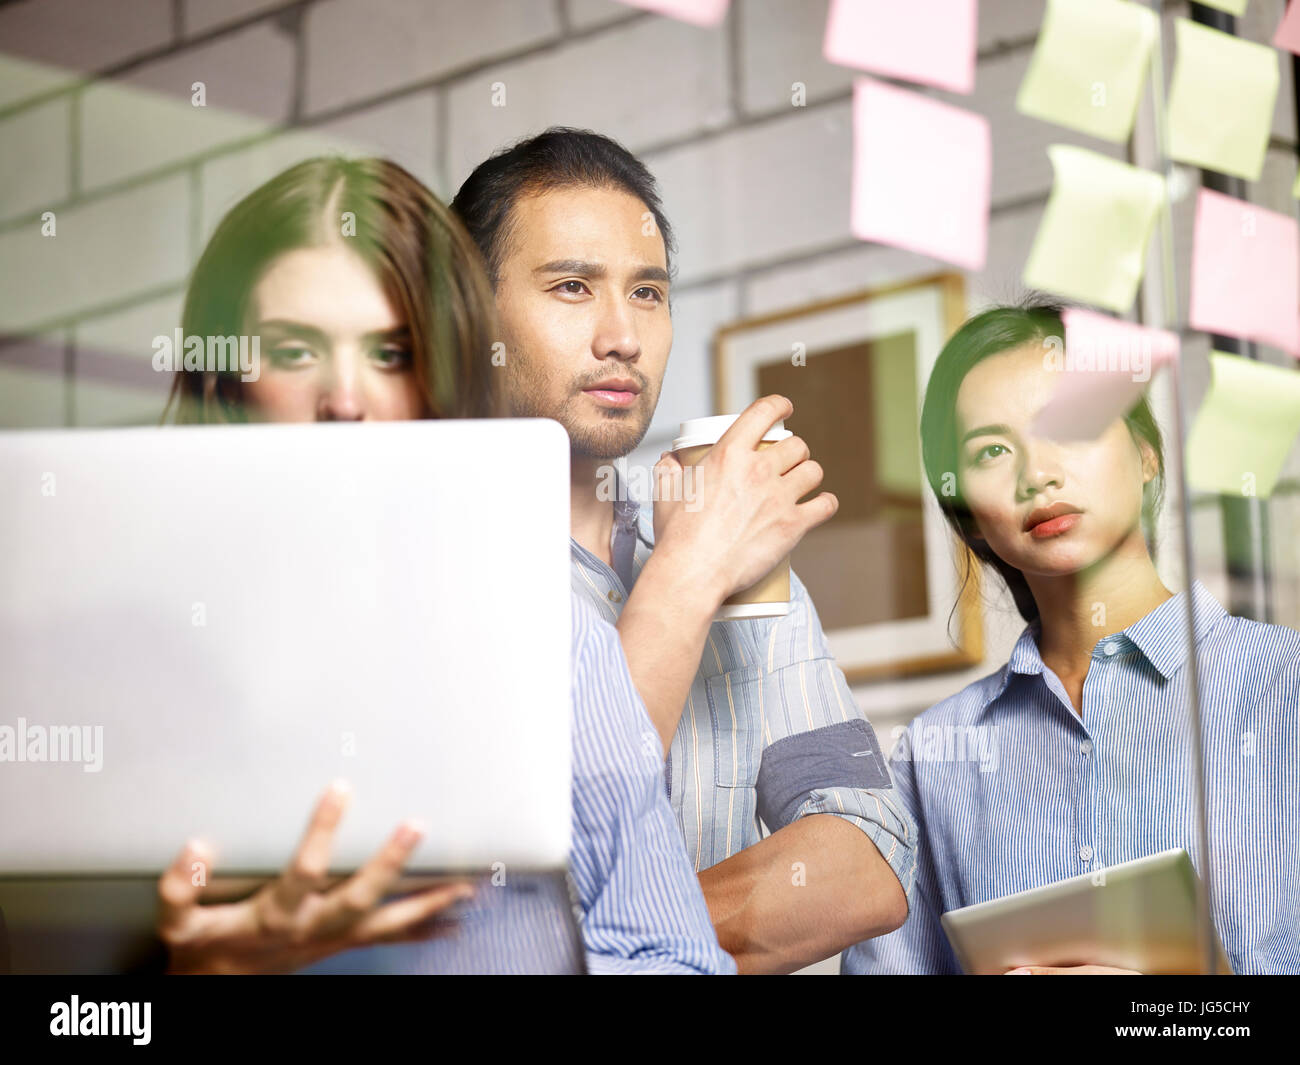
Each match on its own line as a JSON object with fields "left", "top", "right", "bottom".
{"left": 452, "top": 127, "right": 914, "bottom": 973}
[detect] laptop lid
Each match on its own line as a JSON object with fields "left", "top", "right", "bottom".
{"left": 0, "top": 419, "right": 572, "bottom": 877}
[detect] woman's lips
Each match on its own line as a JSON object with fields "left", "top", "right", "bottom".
{"left": 1028, "top": 512, "right": 1082, "bottom": 539}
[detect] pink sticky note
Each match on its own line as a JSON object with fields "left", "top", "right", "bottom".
{"left": 824, "top": 0, "right": 978, "bottom": 94}
{"left": 616, "top": 0, "right": 730, "bottom": 26}
{"left": 1190, "top": 188, "right": 1300, "bottom": 356}
{"left": 1031, "top": 309, "right": 1180, "bottom": 441}
{"left": 850, "top": 77, "right": 990, "bottom": 270}
{"left": 1274, "top": 0, "right": 1300, "bottom": 55}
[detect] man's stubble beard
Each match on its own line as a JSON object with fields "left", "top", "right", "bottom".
{"left": 504, "top": 351, "right": 656, "bottom": 462}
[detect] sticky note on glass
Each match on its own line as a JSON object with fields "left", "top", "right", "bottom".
{"left": 1022, "top": 146, "right": 1165, "bottom": 314}
{"left": 1187, "top": 353, "right": 1300, "bottom": 499}
{"left": 1190, "top": 188, "right": 1299, "bottom": 356}
{"left": 1031, "top": 309, "right": 1179, "bottom": 442}
{"left": 1016, "top": 0, "right": 1157, "bottom": 143}
{"left": 823, "top": 0, "right": 977, "bottom": 94}
{"left": 616, "top": 0, "right": 729, "bottom": 26}
{"left": 1167, "top": 18, "right": 1277, "bottom": 182}
{"left": 850, "top": 78, "right": 990, "bottom": 269}
{"left": 1275, "top": 1, "right": 1300, "bottom": 56}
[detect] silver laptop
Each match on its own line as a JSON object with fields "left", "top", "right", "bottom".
{"left": 0, "top": 420, "right": 578, "bottom": 973}
{"left": 940, "top": 848, "right": 1233, "bottom": 975}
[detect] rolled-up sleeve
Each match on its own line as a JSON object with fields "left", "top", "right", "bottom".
{"left": 753, "top": 570, "right": 917, "bottom": 903}
{"left": 571, "top": 600, "right": 737, "bottom": 974}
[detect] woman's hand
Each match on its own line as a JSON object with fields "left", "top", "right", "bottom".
{"left": 156, "top": 781, "right": 475, "bottom": 974}
{"left": 1005, "top": 964, "right": 1141, "bottom": 974}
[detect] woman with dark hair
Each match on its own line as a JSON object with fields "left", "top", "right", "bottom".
{"left": 842, "top": 302, "right": 1300, "bottom": 975}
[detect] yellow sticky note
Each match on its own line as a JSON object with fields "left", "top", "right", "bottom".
{"left": 1167, "top": 18, "right": 1277, "bottom": 182}
{"left": 1022, "top": 145, "right": 1165, "bottom": 314}
{"left": 1292, "top": 166, "right": 1300, "bottom": 199}
{"left": 1196, "top": 0, "right": 1248, "bottom": 14}
{"left": 1016, "top": 0, "right": 1157, "bottom": 143}
{"left": 1188, "top": 353, "right": 1300, "bottom": 499}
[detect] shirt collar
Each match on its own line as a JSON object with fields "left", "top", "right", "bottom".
{"left": 612, "top": 496, "right": 640, "bottom": 535}
{"left": 567, "top": 476, "right": 657, "bottom": 592}
{"left": 980, "top": 580, "right": 1227, "bottom": 719}
{"left": 568, "top": 475, "right": 653, "bottom": 548}
{"left": 1122, "top": 579, "right": 1226, "bottom": 679}
{"left": 607, "top": 467, "right": 655, "bottom": 546}
{"left": 628, "top": 495, "right": 655, "bottom": 548}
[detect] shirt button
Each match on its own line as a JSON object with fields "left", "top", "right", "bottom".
{"left": 1080, "top": 739, "right": 1092, "bottom": 755}
{"left": 1103, "top": 642, "right": 1119, "bottom": 656}
{"left": 607, "top": 589, "right": 622, "bottom": 603}
{"left": 1079, "top": 845, "right": 1094, "bottom": 862}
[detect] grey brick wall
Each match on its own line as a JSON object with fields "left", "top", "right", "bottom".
{"left": 1, "top": 0, "right": 1298, "bottom": 721}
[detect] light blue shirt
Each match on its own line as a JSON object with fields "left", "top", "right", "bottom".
{"left": 843, "top": 581, "right": 1300, "bottom": 974}
{"left": 568, "top": 592, "right": 735, "bottom": 973}
{"left": 301, "top": 592, "right": 734, "bottom": 974}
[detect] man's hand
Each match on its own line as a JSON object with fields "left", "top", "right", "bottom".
{"left": 157, "top": 781, "right": 475, "bottom": 974}
{"left": 1005, "top": 965, "right": 1141, "bottom": 974}
{"left": 650, "top": 395, "right": 838, "bottom": 603}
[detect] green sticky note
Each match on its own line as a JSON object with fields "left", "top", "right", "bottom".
{"left": 1022, "top": 145, "right": 1165, "bottom": 314}
{"left": 1016, "top": 0, "right": 1158, "bottom": 143}
{"left": 1187, "top": 353, "right": 1300, "bottom": 498}
{"left": 1168, "top": 18, "right": 1277, "bottom": 182}
{"left": 1196, "top": 0, "right": 1248, "bottom": 14}
{"left": 1292, "top": 166, "right": 1300, "bottom": 200}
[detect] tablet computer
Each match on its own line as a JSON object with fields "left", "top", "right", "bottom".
{"left": 940, "top": 848, "right": 1232, "bottom": 974}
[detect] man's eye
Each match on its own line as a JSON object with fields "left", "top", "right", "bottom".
{"left": 269, "top": 346, "right": 314, "bottom": 368}
{"left": 556, "top": 280, "right": 589, "bottom": 295}
{"left": 632, "top": 286, "right": 663, "bottom": 303}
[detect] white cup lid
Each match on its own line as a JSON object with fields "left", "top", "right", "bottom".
{"left": 672, "top": 413, "right": 792, "bottom": 451}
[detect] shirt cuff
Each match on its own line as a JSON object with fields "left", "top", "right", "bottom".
{"left": 790, "top": 794, "right": 918, "bottom": 907}
{"left": 756, "top": 719, "right": 917, "bottom": 902}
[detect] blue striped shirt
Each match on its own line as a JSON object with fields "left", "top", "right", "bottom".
{"left": 568, "top": 593, "right": 735, "bottom": 974}
{"left": 843, "top": 581, "right": 1300, "bottom": 974}
{"left": 570, "top": 497, "right": 916, "bottom": 897}
{"left": 300, "top": 592, "right": 734, "bottom": 974}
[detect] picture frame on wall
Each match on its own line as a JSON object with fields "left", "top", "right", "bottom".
{"left": 712, "top": 271, "right": 983, "bottom": 683}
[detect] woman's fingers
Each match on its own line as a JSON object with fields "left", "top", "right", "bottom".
{"left": 273, "top": 780, "right": 352, "bottom": 912}
{"left": 345, "top": 880, "right": 477, "bottom": 946}
{"left": 314, "top": 819, "right": 426, "bottom": 937}
{"left": 157, "top": 786, "right": 454, "bottom": 972}
{"left": 156, "top": 838, "right": 213, "bottom": 942}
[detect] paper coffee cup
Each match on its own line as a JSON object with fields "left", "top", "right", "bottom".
{"left": 671, "top": 414, "right": 793, "bottom": 621}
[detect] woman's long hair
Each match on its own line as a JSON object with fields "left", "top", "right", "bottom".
{"left": 918, "top": 300, "right": 1166, "bottom": 625}
{"left": 165, "top": 156, "right": 504, "bottom": 423}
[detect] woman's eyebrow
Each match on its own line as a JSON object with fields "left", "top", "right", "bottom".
{"left": 362, "top": 326, "right": 412, "bottom": 343}
{"left": 960, "top": 423, "right": 1013, "bottom": 445}
{"left": 255, "top": 318, "right": 329, "bottom": 344}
